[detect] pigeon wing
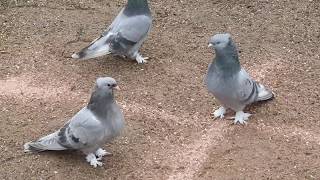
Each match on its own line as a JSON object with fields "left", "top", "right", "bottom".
{"left": 58, "top": 108, "right": 105, "bottom": 149}
{"left": 235, "top": 69, "right": 259, "bottom": 105}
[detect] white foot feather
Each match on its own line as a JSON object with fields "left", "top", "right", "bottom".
{"left": 135, "top": 53, "right": 148, "bottom": 64}
{"left": 95, "top": 148, "right": 111, "bottom": 160}
{"left": 213, "top": 106, "right": 226, "bottom": 119}
{"left": 234, "top": 111, "right": 251, "bottom": 124}
{"left": 86, "top": 153, "right": 103, "bottom": 168}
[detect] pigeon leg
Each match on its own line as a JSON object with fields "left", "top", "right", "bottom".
{"left": 213, "top": 106, "right": 227, "bottom": 119}
{"left": 86, "top": 153, "right": 103, "bottom": 168}
{"left": 95, "top": 148, "right": 112, "bottom": 160}
{"left": 234, "top": 111, "right": 251, "bottom": 125}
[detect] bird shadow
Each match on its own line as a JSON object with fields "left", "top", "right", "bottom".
{"left": 246, "top": 96, "right": 275, "bottom": 112}
{"left": 214, "top": 97, "right": 275, "bottom": 126}
{"left": 35, "top": 149, "right": 82, "bottom": 160}
{"left": 70, "top": 55, "right": 151, "bottom": 79}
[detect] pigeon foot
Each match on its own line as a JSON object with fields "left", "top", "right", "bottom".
{"left": 213, "top": 106, "right": 226, "bottom": 119}
{"left": 95, "top": 148, "right": 112, "bottom": 160}
{"left": 234, "top": 111, "right": 251, "bottom": 125}
{"left": 135, "top": 53, "right": 148, "bottom": 64}
{"left": 86, "top": 153, "right": 103, "bottom": 168}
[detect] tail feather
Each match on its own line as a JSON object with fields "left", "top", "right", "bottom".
{"left": 256, "top": 84, "right": 274, "bottom": 101}
{"left": 24, "top": 132, "right": 67, "bottom": 153}
{"left": 72, "top": 35, "right": 111, "bottom": 60}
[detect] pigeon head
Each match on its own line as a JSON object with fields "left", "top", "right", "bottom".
{"left": 208, "top": 33, "right": 240, "bottom": 73}
{"left": 208, "top": 33, "right": 232, "bottom": 50}
{"left": 91, "top": 77, "right": 120, "bottom": 101}
{"left": 95, "top": 77, "right": 120, "bottom": 94}
{"left": 125, "top": 0, "right": 150, "bottom": 16}
{"left": 88, "top": 77, "right": 119, "bottom": 113}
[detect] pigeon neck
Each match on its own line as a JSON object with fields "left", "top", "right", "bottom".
{"left": 124, "top": 0, "right": 150, "bottom": 16}
{"left": 214, "top": 47, "right": 241, "bottom": 74}
{"left": 87, "top": 91, "right": 115, "bottom": 117}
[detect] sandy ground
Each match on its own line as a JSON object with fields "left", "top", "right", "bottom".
{"left": 0, "top": 0, "right": 319, "bottom": 179}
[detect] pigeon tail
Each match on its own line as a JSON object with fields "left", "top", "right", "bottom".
{"left": 24, "top": 132, "right": 67, "bottom": 153}
{"left": 256, "top": 83, "right": 274, "bottom": 101}
{"left": 72, "top": 36, "right": 111, "bottom": 60}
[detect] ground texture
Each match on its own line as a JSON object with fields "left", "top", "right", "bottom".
{"left": 0, "top": 0, "right": 320, "bottom": 179}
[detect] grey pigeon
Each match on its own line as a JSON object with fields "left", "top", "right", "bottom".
{"left": 206, "top": 33, "right": 274, "bottom": 124}
{"left": 72, "top": 0, "right": 152, "bottom": 64}
{"left": 24, "top": 77, "right": 125, "bottom": 167}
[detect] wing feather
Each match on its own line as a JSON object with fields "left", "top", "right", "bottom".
{"left": 236, "top": 69, "right": 259, "bottom": 104}
{"left": 58, "top": 108, "right": 104, "bottom": 149}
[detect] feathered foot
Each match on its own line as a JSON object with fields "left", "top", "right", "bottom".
{"left": 135, "top": 53, "right": 149, "bottom": 64}
{"left": 213, "top": 106, "right": 226, "bottom": 119}
{"left": 95, "top": 148, "right": 112, "bottom": 160}
{"left": 233, "top": 111, "right": 251, "bottom": 125}
{"left": 86, "top": 153, "right": 103, "bottom": 168}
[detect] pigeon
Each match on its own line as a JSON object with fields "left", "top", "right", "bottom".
{"left": 72, "top": 0, "right": 152, "bottom": 64}
{"left": 206, "top": 33, "right": 274, "bottom": 124}
{"left": 24, "top": 77, "right": 125, "bottom": 167}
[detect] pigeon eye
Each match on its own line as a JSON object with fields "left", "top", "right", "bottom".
{"left": 107, "top": 84, "right": 111, "bottom": 87}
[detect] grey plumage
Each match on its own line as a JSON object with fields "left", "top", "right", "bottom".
{"left": 72, "top": 0, "right": 152, "bottom": 64}
{"left": 206, "top": 33, "right": 273, "bottom": 124}
{"left": 24, "top": 77, "right": 124, "bottom": 167}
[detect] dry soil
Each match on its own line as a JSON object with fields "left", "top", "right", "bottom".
{"left": 0, "top": 0, "right": 319, "bottom": 179}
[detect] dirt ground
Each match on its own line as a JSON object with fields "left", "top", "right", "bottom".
{"left": 0, "top": 0, "right": 319, "bottom": 179}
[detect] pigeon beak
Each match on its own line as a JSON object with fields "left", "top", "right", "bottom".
{"left": 113, "top": 85, "right": 120, "bottom": 91}
{"left": 208, "top": 43, "right": 213, "bottom": 48}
